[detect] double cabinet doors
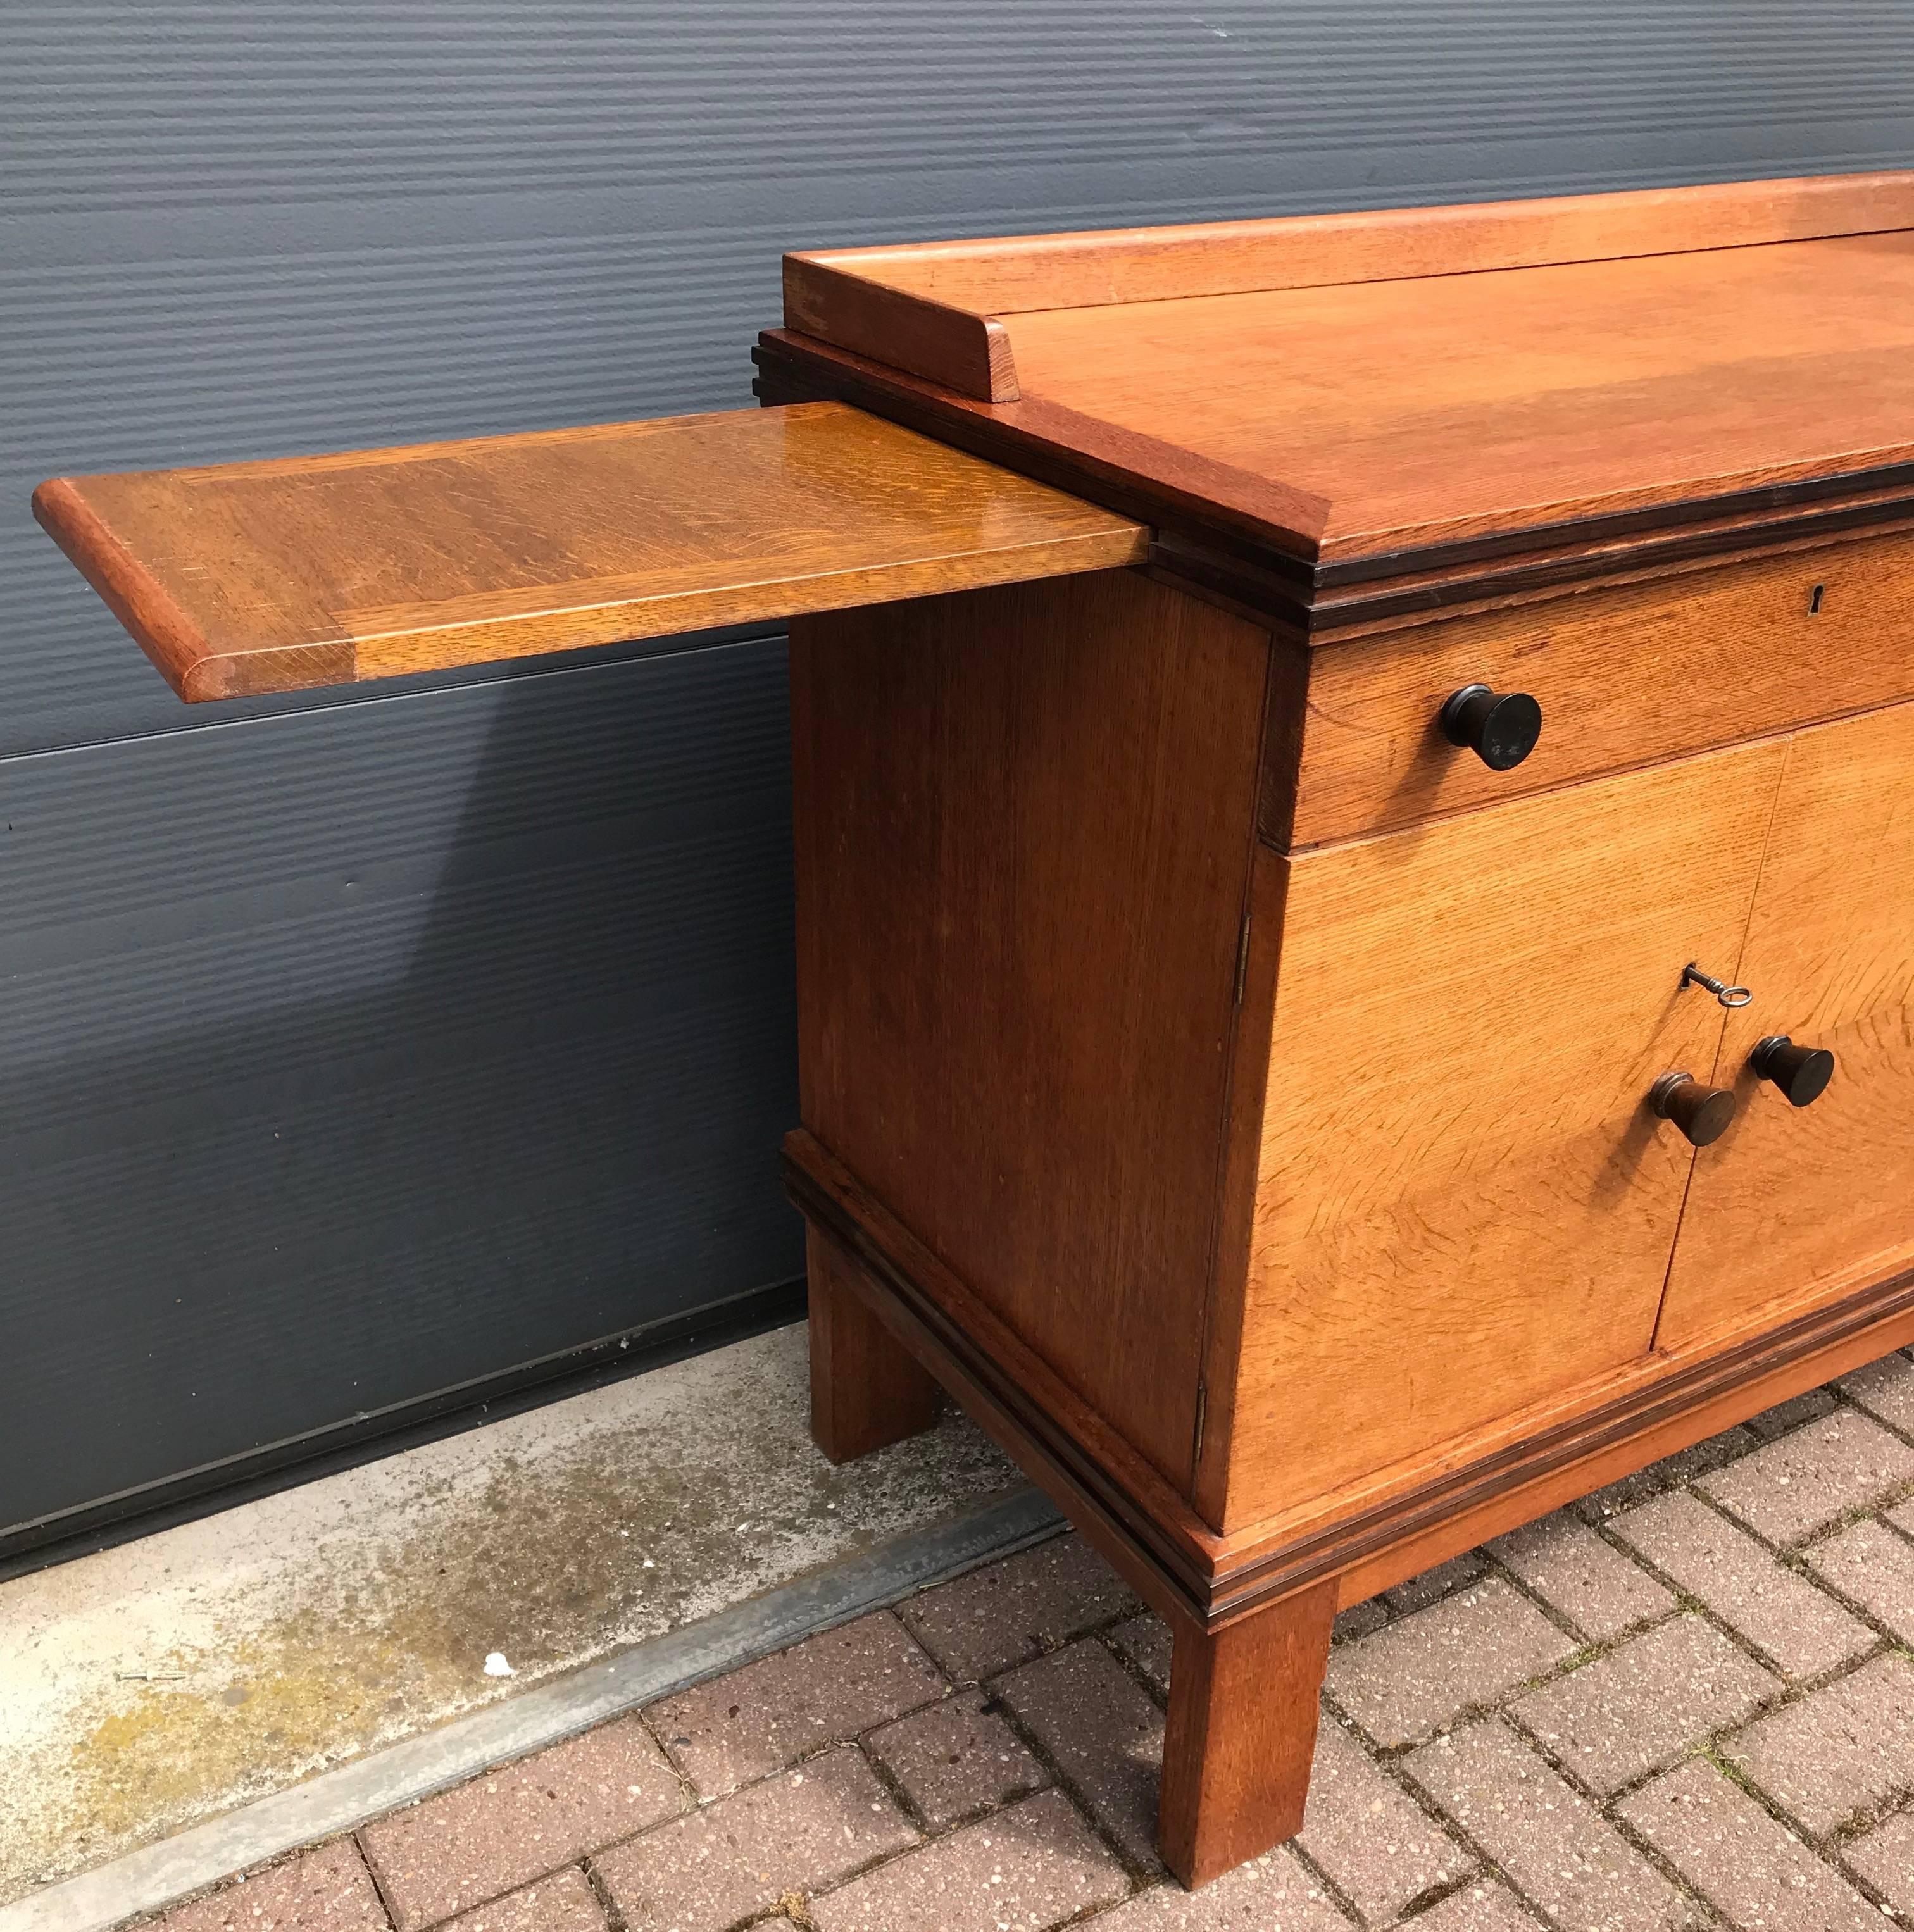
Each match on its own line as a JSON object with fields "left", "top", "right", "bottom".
{"left": 1657, "top": 699, "right": 1914, "bottom": 1350}
{"left": 1233, "top": 735, "right": 1788, "bottom": 1511}
{"left": 1232, "top": 699, "right": 1913, "bottom": 1518}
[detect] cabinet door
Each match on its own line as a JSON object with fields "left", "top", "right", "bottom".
{"left": 1223, "top": 738, "right": 1786, "bottom": 1519}
{"left": 1656, "top": 702, "right": 1914, "bottom": 1352}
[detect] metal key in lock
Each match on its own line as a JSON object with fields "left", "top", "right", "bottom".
{"left": 1682, "top": 962, "right": 1753, "bottom": 1008}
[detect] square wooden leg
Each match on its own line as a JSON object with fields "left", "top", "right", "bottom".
{"left": 806, "top": 1225, "right": 942, "bottom": 1463}
{"left": 1157, "top": 1580, "right": 1337, "bottom": 1887}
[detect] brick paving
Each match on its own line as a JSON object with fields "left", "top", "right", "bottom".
{"left": 131, "top": 1347, "right": 1914, "bottom": 1932}
{"left": 594, "top": 1750, "right": 913, "bottom": 1929}
{"left": 437, "top": 1869, "right": 606, "bottom": 1932}
{"left": 146, "top": 1840, "right": 386, "bottom": 1931}
{"left": 994, "top": 1640, "right": 1167, "bottom": 1865}
{"left": 1616, "top": 1759, "right": 1883, "bottom": 1932}
{"left": 1486, "top": 1508, "right": 1675, "bottom": 1642}
{"left": 862, "top": 1686, "right": 1049, "bottom": 1829}
{"left": 1325, "top": 1578, "right": 1576, "bottom": 1746}
{"left": 1607, "top": 1488, "right": 1876, "bottom": 1677}
{"left": 1508, "top": 1613, "right": 1777, "bottom": 1795}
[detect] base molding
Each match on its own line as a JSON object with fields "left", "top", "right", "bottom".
{"left": 785, "top": 1128, "right": 1914, "bottom": 1629}
{"left": 1253, "top": 1271, "right": 1914, "bottom": 1614}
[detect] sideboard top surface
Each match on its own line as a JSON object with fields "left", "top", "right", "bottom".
{"left": 37, "top": 171, "right": 1914, "bottom": 700}
{"left": 783, "top": 170, "right": 1914, "bottom": 575}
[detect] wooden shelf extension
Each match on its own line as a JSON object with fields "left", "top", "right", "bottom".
{"left": 32, "top": 401, "right": 1146, "bottom": 701}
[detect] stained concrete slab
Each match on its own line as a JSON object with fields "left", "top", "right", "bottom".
{"left": 0, "top": 1322, "right": 1020, "bottom": 1904}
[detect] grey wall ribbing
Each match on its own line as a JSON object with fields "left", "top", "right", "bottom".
{"left": 5, "top": 1, "right": 1908, "bottom": 1541}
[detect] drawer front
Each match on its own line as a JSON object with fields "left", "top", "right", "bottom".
{"left": 1223, "top": 737, "right": 1786, "bottom": 1524}
{"left": 1657, "top": 699, "right": 1914, "bottom": 1350}
{"left": 1282, "top": 527, "right": 1914, "bottom": 851}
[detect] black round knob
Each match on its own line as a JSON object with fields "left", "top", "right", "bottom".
{"left": 1649, "top": 1071, "right": 1737, "bottom": 1147}
{"left": 1439, "top": 684, "right": 1543, "bottom": 770}
{"left": 1749, "top": 1035, "right": 1836, "bottom": 1108}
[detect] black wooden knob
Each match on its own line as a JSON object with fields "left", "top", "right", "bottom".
{"left": 1749, "top": 1035, "right": 1836, "bottom": 1107}
{"left": 1439, "top": 684, "right": 1542, "bottom": 770}
{"left": 1649, "top": 1071, "right": 1736, "bottom": 1147}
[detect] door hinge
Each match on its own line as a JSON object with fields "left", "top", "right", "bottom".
{"left": 1233, "top": 913, "right": 1252, "bottom": 1007}
{"left": 1192, "top": 1378, "right": 1208, "bottom": 1462}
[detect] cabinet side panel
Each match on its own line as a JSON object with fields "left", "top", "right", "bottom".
{"left": 791, "top": 570, "right": 1271, "bottom": 1495}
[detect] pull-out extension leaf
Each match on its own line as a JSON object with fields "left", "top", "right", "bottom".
{"left": 34, "top": 401, "right": 1147, "bottom": 701}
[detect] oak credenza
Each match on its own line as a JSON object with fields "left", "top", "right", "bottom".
{"left": 37, "top": 170, "right": 1914, "bottom": 1886}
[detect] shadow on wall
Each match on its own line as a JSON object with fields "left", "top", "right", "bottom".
{"left": 0, "top": 631, "right": 804, "bottom": 1547}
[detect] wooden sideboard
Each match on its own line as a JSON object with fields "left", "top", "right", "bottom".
{"left": 35, "top": 170, "right": 1914, "bottom": 1888}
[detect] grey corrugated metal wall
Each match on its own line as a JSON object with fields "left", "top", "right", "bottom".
{"left": 6, "top": 3, "right": 1910, "bottom": 1551}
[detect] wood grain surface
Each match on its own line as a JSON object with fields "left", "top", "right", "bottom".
{"left": 1004, "top": 232, "right": 1914, "bottom": 564}
{"left": 782, "top": 258, "right": 1021, "bottom": 402}
{"left": 786, "top": 171, "right": 1914, "bottom": 401}
{"left": 1158, "top": 1580, "right": 1336, "bottom": 1885}
{"left": 776, "top": 173, "right": 1914, "bottom": 582}
{"left": 792, "top": 1118, "right": 1914, "bottom": 1626}
{"left": 1320, "top": 1276, "right": 1914, "bottom": 1610}
{"left": 791, "top": 569, "right": 1272, "bottom": 1495}
{"left": 1217, "top": 740, "right": 1789, "bottom": 1529}
{"left": 784, "top": 1133, "right": 1227, "bottom": 1626}
{"left": 32, "top": 402, "right": 1146, "bottom": 701}
{"left": 806, "top": 1225, "right": 942, "bottom": 1464}
{"left": 1278, "top": 527, "right": 1914, "bottom": 848}
{"left": 757, "top": 313, "right": 1914, "bottom": 622}
{"left": 1657, "top": 700, "right": 1914, "bottom": 1351}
